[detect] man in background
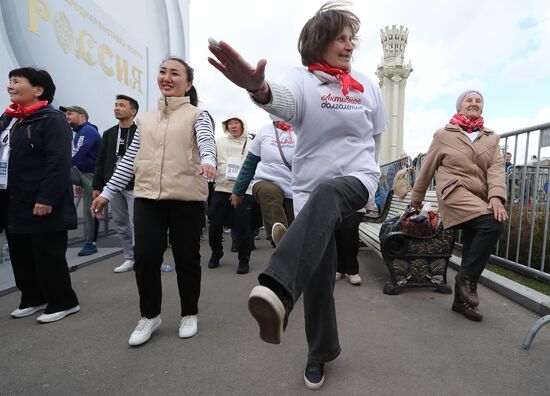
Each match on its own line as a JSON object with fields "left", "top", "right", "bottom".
{"left": 60, "top": 105, "right": 101, "bottom": 256}
{"left": 93, "top": 95, "right": 138, "bottom": 272}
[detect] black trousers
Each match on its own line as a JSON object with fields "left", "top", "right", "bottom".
{"left": 7, "top": 231, "right": 79, "bottom": 314}
{"left": 335, "top": 212, "right": 363, "bottom": 275}
{"left": 259, "top": 176, "right": 369, "bottom": 362}
{"left": 133, "top": 198, "right": 204, "bottom": 318}
{"left": 459, "top": 213, "right": 503, "bottom": 280}
{"left": 208, "top": 191, "right": 254, "bottom": 260}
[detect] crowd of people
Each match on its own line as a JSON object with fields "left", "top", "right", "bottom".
{"left": 1, "top": 2, "right": 510, "bottom": 391}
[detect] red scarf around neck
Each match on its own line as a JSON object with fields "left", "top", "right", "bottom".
{"left": 5, "top": 101, "right": 48, "bottom": 119}
{"left": 449, "top": 113, "right": 484, "bottom": 133}
{"left": 308, "top": 62, "right": 364, "bottom": 96}
{"left": 274, "top": 121, "right": 292, "bottom": 132}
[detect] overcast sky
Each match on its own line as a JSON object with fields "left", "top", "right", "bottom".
{"left": 188, "top": 0, "right": 550, "bottom": 159}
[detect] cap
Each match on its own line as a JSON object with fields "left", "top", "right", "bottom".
{"left": 59, "top": 105, "right": 89, "bottom": 120}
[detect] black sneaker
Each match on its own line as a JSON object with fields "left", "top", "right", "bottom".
{"left": 237, "top": 259, "right": 249, "bottom": 274}
{"left": 304, "top": 361, "right": 325, "bottom": 390}
{"left": 208, "top": 251, "right": 223, "bottom": 269}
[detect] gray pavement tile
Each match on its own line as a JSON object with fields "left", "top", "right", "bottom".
{"left": 1, "top": 234, "right": 550, "bottom": 395}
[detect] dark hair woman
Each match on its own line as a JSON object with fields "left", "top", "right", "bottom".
{"left": 91, "top": 57, "right": 217, "bottom": 347}
{"left": 5, "top": 67, "right": 79, "bottom": 323}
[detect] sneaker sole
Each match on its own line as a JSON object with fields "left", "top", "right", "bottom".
{"left": 37, "top": 305, "right": 80, "bottom": 323}
{"left": 248, "top": 286, "right": 284, "bottom": 344}
{"left": 114, "top": 267, "right": 133, "bottom": 273}
{"left": 11, "top": 304, "right": 47, "bottom": 318}
{"left": 271, "top": 223, "right": 287, "bottom": 247}
{"left": 304, "top": 373, "right": 325, "bottom": 390}
{"left": 129, "top": 318, "right": 162, "bottom": 346}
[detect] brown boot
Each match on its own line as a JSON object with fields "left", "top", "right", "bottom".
{"left": 455, "top": 273, "right": 479, "bottom": 306}
{"left": 452, "top": 292, "right": 483, "bottom": 321}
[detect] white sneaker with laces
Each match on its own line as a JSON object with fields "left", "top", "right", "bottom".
{"left": 347, "top": 273, "right": 362, "bottom": 285}
{"left": 179, "top": 315, "right": 198, "bottom": 338}
{"left": 37, "top": 305, "right": 80, "bottom": 323}
{"left": 11, "top": 303, "right": 47, "bottom": 318}
{"left": 128, "top": 316, "right": 162, "bottom": 346}
{"left": 271, "top": 223, "right": 287, "bottom": 246}
{"left": 335, "top": 272, "right": 344, "bottom": 281}
{"left": 114, "top": 259, "right": 135, "bottom": 273}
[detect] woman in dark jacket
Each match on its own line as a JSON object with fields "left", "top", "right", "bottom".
{"left": 5, "top": 67, "right": 79, "bottom": 323}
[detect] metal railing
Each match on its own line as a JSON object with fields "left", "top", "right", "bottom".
{"left": 391, "top": 122, "right": 550, "bottom": 282}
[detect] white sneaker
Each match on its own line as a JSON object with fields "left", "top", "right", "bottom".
{"left": 37, "top": 305, "right": 80, "bottom": 323}
{"left": 178, "top": 315, "right": 198, "bottom": 338}
{"left": 128, "top": 316, "right": 162, "bottom": 346}
{"left": 335, "top": 272, "right": 344, "bottom": 281}
{"left": 114, "top": 259, "right": 134, "bottom": 273}
{"left": 271, "top": 222, "right": 287, "bottom": 247}
{"left": 347, "top": 273, "right": 362, "bottom": 285}
{"left": 11, "top": 303, "right": 47, "bottom": 318}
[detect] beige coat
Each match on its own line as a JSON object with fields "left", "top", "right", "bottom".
{"left": 411, "top": 123, "right": 506, "bottom": 229}
{"left": 214, "top": 114, "right": 252, "bottom": 194}
{"left": 133, "top": 96, "right": 208, "bottom": 201}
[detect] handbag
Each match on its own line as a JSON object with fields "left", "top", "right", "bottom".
{"left": 393, "top": 167, "right": 413, "bottom": 198}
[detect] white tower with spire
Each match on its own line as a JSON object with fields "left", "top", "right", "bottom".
{"left": 376, "top": 25, "right": 413, "bottom": 164}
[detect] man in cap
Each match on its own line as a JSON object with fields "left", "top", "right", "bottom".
{"left": 60, "top": 105, "right": 101, "bottom": 256}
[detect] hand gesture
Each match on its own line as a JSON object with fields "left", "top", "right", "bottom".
{"left": 207, "top": 40, "right": 268, "bottom": 93}
{"left": 91, "top": 196, "right": 109, "bottom": 219}
{"left": 230, "top": 193, "right": 243, "bottom": 208}
{"left": 487, "top": 197, "right": 508, "bottom": 222}
{"left": 33, "top": 203, "right": 52, "bottom": 216}
{"left": 200, "top": 164, "right": 218, "bottom": 182}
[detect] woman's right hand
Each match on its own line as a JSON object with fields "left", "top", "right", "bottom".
{"left": 411, "top": 200, "right": 423, "bottom": 210}
{"left": 207, "top": 40, "right": 267, "bottom": 93}
{"left": 229, "top": 193, "right": 243, "bottom": 208}
{"left": 91, "top": 196, "right": 109, "bottom": 220}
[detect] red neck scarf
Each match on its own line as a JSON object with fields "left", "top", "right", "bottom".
{"left": 449, "top": 113, "right": 484, "bottom": 133}
{"left": 308, "top": 62, "right": 364, "bottom": 95}
{"left": 5, "top": 101, "right": 48, "bottom": 119}
{"left": 274, "top": 121, "right": 292, "bottom": 132}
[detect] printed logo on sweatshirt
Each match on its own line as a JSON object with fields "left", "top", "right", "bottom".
{"left": 320, "top": 93, "right": 363, "bottom": 110}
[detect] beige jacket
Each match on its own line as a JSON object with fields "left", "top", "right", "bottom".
{"left": 215, "top": 114, "right": 252, "bottom": 194}
{"left": 411, "top": 123, "right": 506, "bottom": 229}
{"left": 133, "top": 96, "right": 208, "bottom": 201}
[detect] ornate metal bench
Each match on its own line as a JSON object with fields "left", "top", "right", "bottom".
{"left": 359, "top": 190, "right": 456, "bottom": 295}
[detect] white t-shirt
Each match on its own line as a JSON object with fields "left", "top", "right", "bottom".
{"left": 249, "top": 123, "right": 296, "bottom": 198}
{"left": 283, "top": 67, "right": 388, "bottom": 213}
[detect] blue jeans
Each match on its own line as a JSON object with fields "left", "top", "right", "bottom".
{"left": 259, "top": 176, "right": 369, "bottom": 362}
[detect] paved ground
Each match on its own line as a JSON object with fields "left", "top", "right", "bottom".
{"left": 1, "top": 232, "right": 550, "bottom": 395}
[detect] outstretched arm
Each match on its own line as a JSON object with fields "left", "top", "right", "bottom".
{"left": 208, "top": 39, "right": 271, "bottom": 104}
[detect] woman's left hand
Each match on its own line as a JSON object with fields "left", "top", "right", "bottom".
{"left": 201, "top": 164, "right": 217, "bottom": 182}
{"left": 487, "top": 197, "right": 508, "bottom": 222}
{"left": 33, "top": 203, "right": 52, "bottom": 216}
{"left": 230, "top": 194, "right": 243, "bottom": 208}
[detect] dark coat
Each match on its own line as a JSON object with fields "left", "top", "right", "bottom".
{"left": 92, "top": 123, "right": 136, "bottom": 191}
{"left": 0, "top": 113, "right": 13, "bottom": 233}
{"left": 7, "top": 105, "right": 77, "bottom": 234}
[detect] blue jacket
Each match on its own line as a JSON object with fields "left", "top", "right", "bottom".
{"left": 7, "top": 105, "right": 77, "bottom": 234}
{"left": 72, "top": 121, "right": 100, "bottom": 172}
